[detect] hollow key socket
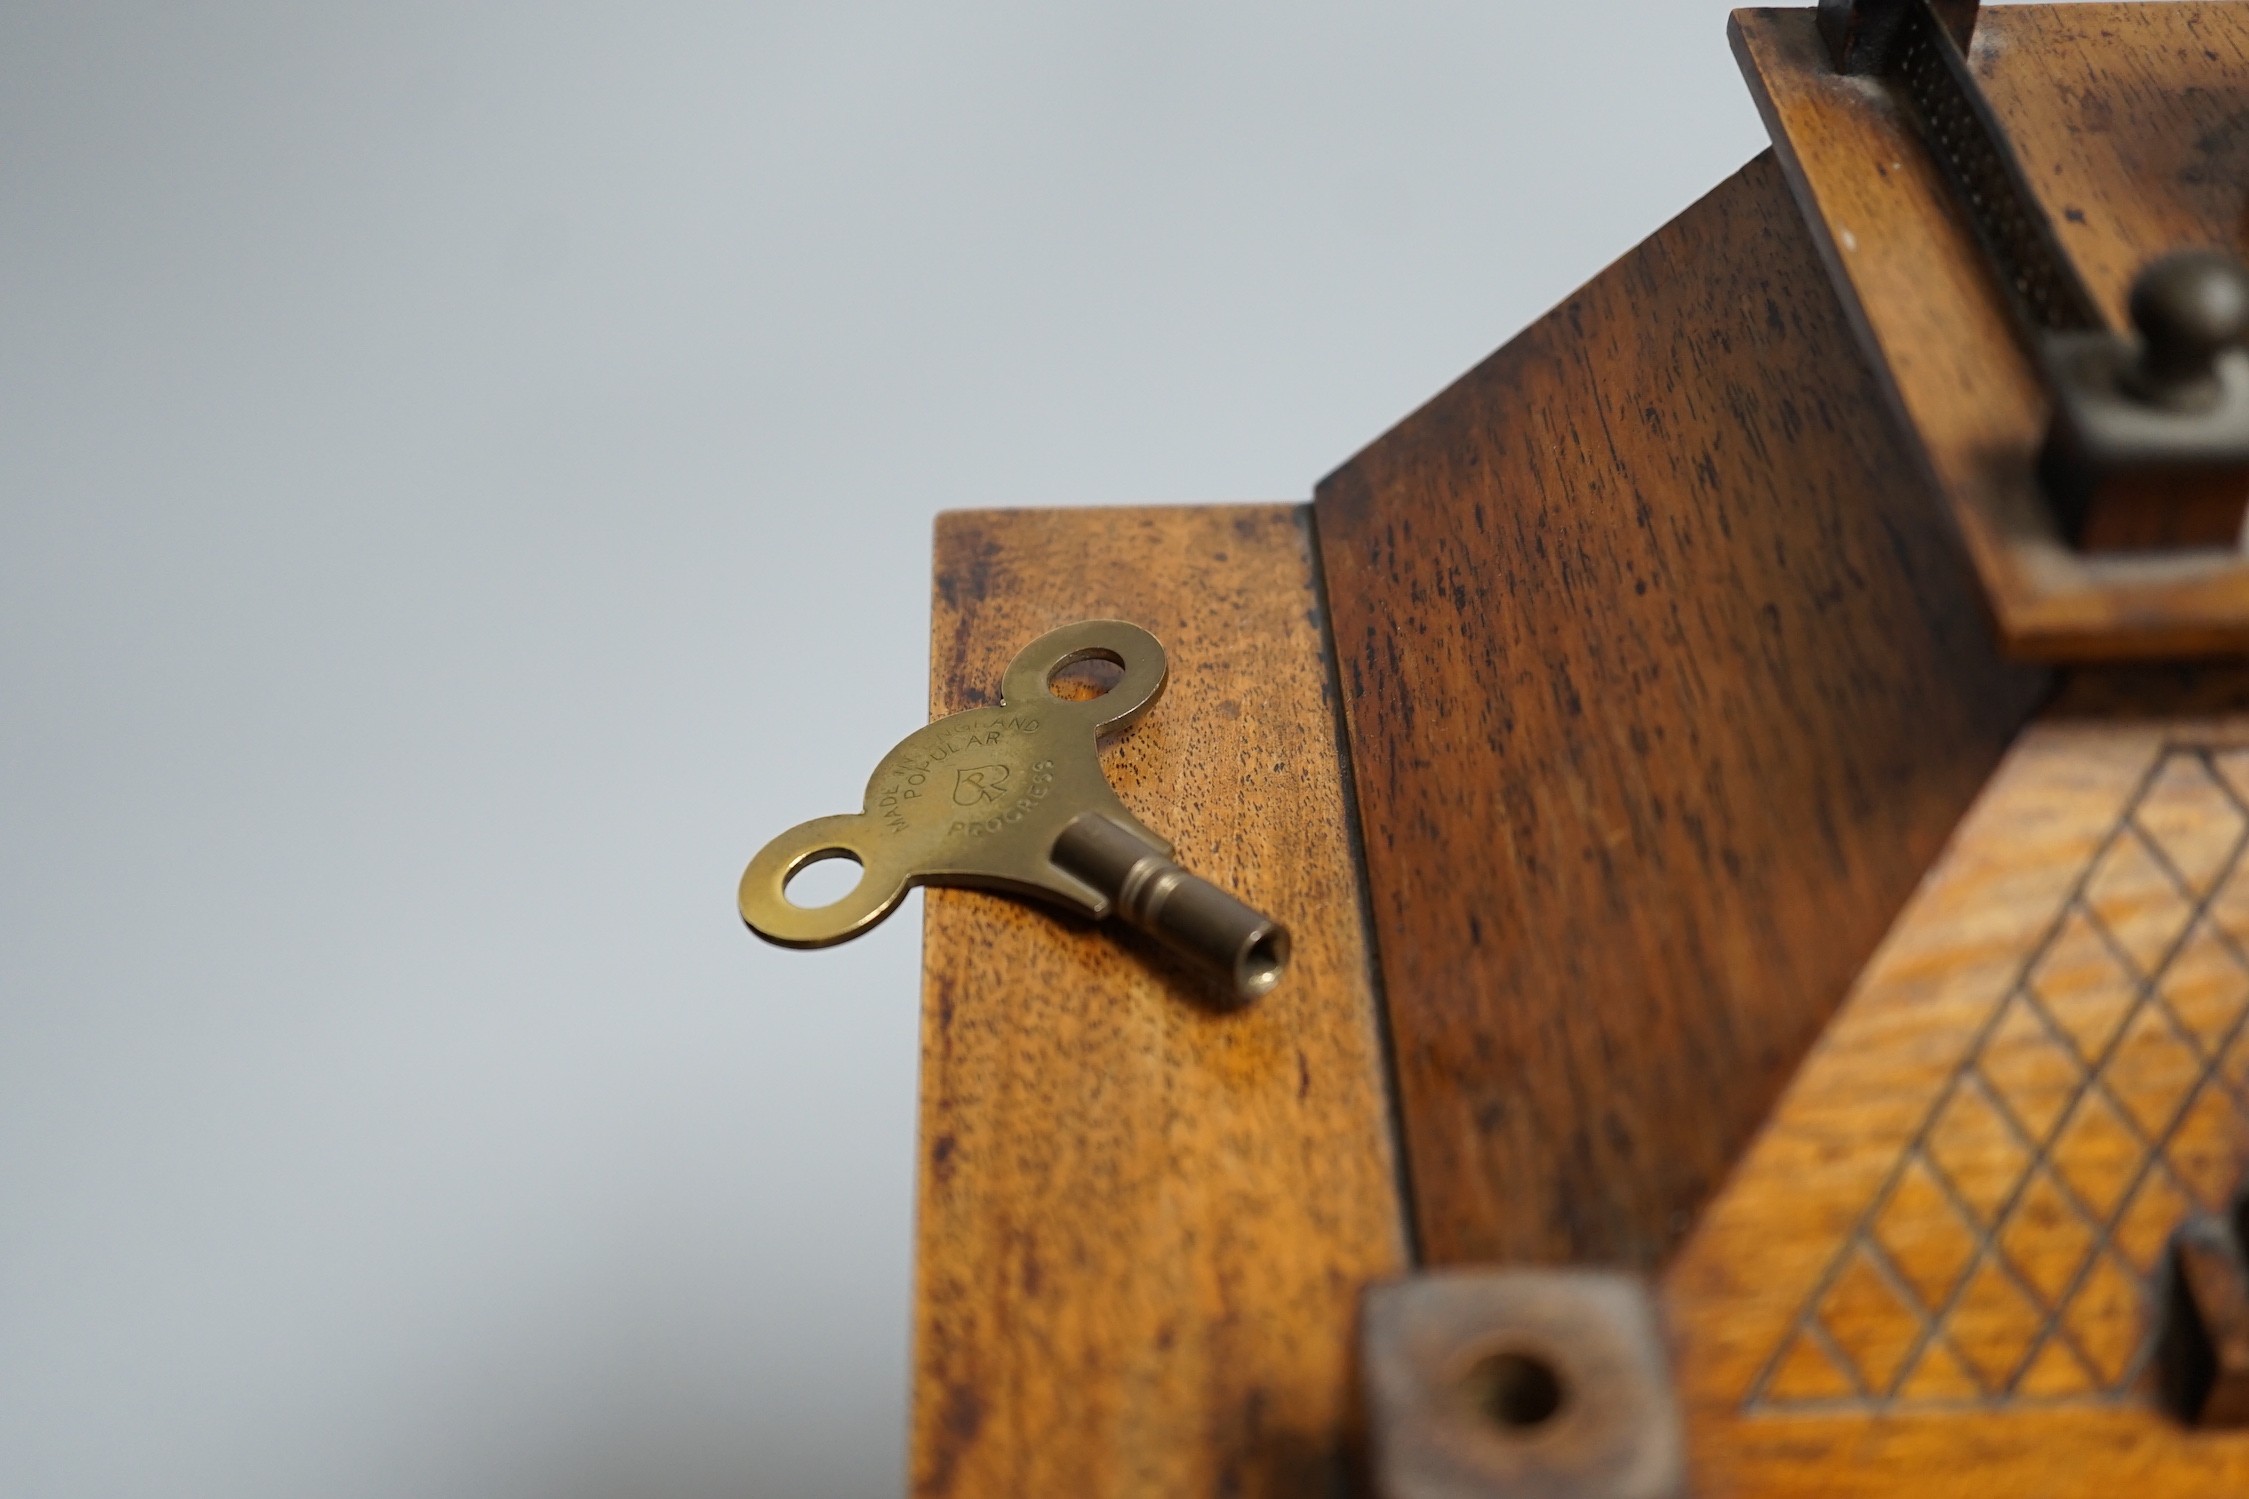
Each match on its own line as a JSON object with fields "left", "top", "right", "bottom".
{"left": 738, "top": 619, "right": 1289, "bottom": 1004}
{"left": 1049, "top": 811, "right": 1289, "bottom": 1002}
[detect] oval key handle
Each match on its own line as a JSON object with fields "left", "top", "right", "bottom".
{"left": 738, "top": 619, "right": 1290, "bottom": 1003}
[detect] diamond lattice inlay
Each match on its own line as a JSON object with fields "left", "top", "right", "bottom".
{"left": 1749, "top": 748, "right": 2249, "bottom": 1410}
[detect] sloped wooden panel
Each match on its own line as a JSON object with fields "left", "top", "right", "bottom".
{"left": 1313, "top": 151, "right": 2045, "bottom": 1270}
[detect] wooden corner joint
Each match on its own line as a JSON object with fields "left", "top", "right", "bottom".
{"left": 1360, "top": 1269, "right": 1685, "bottom": 1499}
{"left": 2162, "top": 1201, "right": 2249, "bottom": 1428}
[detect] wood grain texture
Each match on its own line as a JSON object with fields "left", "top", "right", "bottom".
{"left": 1665, "top": 682, "right": 2249, "bottom": 1495}
{"left": 1735, "top": 4, "right": 2249, "bottom": 659}
{"left": 911, "top": 505, "right": 1407, "bottom": 1499}
{"left": 1311, "top": 151, "right": 2045, "bottom": 1272}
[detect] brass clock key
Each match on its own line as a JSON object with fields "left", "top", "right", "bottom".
{"left": 738, "top": 619, "right": 1289, "bottom": 1004}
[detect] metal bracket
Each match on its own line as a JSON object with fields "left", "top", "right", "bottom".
{"left": 1819, "top": 0, "right": 1979, "bottom": 74}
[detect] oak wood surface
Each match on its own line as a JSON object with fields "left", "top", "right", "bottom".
{"left": 1734, "top": 4, "right": 2249, "bottom": 659}
{"left": 911, "top": 505, "right": 1407, "bottom": 1499}
{"left": 1311, "top": 151, "right": 2046, "bottom": 1272}
{"left": 1665, "top": 681, "right": 2249, "bottom": 1494}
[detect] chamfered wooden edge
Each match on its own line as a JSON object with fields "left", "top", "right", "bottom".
{"left": 1664, "top": 677, "right": 2249, "bottom": 1495}
{"left": 910, "top": 504, "right": 1409, "bottom": 1499}
{"left": 1311, "top": 149, "right": 2048, "bottom": 1272}
{"left": 1732, "top": 4, "right": 2249, "bottom": 660}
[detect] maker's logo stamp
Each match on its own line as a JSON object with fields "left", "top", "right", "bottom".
{"left": 953, "top": 765, "right": 1011, "bottom": 805}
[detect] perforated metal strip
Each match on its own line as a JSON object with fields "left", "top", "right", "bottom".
{"left": 1887, "top": 0, "right": 2105, "bottom": 339}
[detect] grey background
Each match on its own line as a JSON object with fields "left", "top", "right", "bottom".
{"left": 2, "top": 4, "right": 1767, "bottom": 1495}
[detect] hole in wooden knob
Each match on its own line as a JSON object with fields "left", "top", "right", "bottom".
{"left": 1464, "top": 1349, "right": 1567, "bottom": 1432}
